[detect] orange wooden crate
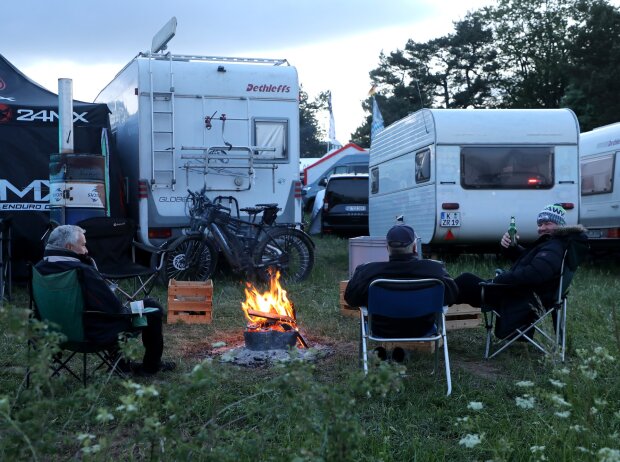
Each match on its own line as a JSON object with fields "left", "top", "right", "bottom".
{"left": 339, "top": 280, "right": 358, "bottom": 318}
{"left": 167, "top": 279, "right": 213, "bottom": 324}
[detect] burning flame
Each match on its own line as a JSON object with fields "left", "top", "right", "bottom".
{"left": 241, "top": 270, "right": 297, "bottom": 331}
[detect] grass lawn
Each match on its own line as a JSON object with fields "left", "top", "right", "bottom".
{"left": 1, "top": 235, "right": 619, "bottom": 461}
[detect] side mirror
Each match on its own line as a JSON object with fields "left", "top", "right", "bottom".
{"left": 318, "top": 177, "right": 328, "bottom": 187}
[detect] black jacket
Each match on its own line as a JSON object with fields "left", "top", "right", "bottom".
{"left": 35, "top": 246, "right": 131, "bottom": 344}
{"left": 344, "top": 253, "right": 458, "bottom": 337}
{"left": 494, "top": 225, "right": 589, "bottom": 306}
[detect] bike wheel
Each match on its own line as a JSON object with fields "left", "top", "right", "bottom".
{"left": 164, "top": 236, "right": 218, "bottom": 281}
{"left": 253, "top": 228, "right": 315, "bottom": 283}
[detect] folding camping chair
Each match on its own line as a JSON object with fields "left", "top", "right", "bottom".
{"left": 359, "top": 278, "right": 452, "bottom": 396}
{"left": 481, "top": 249, "right": 577, "bottom": 361}
{"left": 28, "top": 266, "right": 128, "bottom": 386}
{"left": 77, "top": 217, "right": 166, "bottom": 302}
{"left": 0, "top": 217, "right": 12, "bottom": 304}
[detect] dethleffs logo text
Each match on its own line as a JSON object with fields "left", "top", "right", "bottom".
{"left": 246, "top": 83, "right": 291, "bottom": 93}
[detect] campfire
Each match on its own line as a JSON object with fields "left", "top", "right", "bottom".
{"left": 241, "top": 270, "right": 308, "bottom": 350}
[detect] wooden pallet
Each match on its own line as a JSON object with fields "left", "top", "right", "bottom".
{"left": 339, "top": 280, "right": 359, "bottom": 318}
{"left": 167, "top": 279, "right": 213, "bottom": 324}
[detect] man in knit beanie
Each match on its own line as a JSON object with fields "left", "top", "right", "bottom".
{"left": 452, "top": 204, "right": 588, "bottom": 337}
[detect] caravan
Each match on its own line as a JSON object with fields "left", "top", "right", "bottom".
{"left": 579, "top": 122, "right": 620, "bottom": 250}
{"left": 96, "top": 52, "right": 302, "bottom": 246}
{"left": 369, "top": 109, "right": 580, "bottom": 253}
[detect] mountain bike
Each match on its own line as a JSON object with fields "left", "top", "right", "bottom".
{"left": 163, "top": 190, "right": 315, "bottom": 283}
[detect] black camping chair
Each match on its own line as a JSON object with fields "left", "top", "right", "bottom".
{"left": 0, "top": 216, "right": 12, "bottom": 304}
{"left": 77, "top": 217, "right": 166, "bottom": 302}
{"left": 480, "top": 248, "right": 580, "bottom": 361}
{"left": 28, "top": 265, "right": 130, "bottom": 386}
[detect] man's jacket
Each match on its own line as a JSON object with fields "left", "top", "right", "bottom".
{"left": 344, "top": 253, "right": 459, "bottom": 337}
{"left": 35, "top": 246, "right": 131, "bottom": 344}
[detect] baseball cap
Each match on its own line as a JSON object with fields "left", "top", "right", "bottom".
{"left": 386, "top": 225, "right": 416, "bottom": 248}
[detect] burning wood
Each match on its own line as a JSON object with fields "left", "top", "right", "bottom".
{"left": 241, "top": 270, "right": 308, "bottom": 349}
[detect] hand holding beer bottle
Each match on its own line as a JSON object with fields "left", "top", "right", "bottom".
{"left": 508, "top": 216, "right": 517, "bottom": 246}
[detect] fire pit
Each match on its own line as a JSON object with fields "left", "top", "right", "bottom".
{"left": 241, "top": 270, "right": 309, "bottom": 351}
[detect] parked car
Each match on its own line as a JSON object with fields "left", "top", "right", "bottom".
{"left": 321, "top": 173, "right": 369, "bottom": 237}
{"left": 301, "top": 155, "right": 369, "bottom": 212}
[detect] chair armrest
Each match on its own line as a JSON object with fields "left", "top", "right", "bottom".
{"left": 132, "top": 240, "right": 164, "bottom": 255}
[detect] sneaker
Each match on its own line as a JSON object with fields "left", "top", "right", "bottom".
{"left": 373, "top": 346, "right": 388, "bottom": 361}
{"left": 391, "top": 347, "right": 406, "bottom": 363}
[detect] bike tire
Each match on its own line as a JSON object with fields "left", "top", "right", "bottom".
{"left": 253, "top": 228, "right": 315, "bottom": 283}
{"left": 164, "top": 236, "right": 218, "bottom": 281}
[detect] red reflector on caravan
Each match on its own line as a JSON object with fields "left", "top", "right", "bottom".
{"left": 445, "top": 229, "right": 455, "bottom": 240}
{"left": 148, "top": 228, "right": 172, "bottom": 240}
{"left": 138, "top": 180, "right": 149, "bottom": 199}
{"left": 441, "top": 203, "right": 460, "bottom": 210}
{"left": 294, "top": 180, "right": 302, "bottom": 199}
{"left": 560, "top": 202, "right": 574, "bottom": 210}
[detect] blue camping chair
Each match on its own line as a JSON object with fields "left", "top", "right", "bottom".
{"left": 481, "top": 249, "right": 577, "bottom": 361}
{"left": 359, "top": 278, "right": 452, "bottom": 396}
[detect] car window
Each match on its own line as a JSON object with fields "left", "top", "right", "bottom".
{"left": 326, "top": 178, "right": 369, "bottom": 204}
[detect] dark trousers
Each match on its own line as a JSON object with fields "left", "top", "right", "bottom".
{"left": 131, "top": 298, "right": 164, "bottom": 373}
{"left": 454, "top": 273, "right": 487, "bottom": 307}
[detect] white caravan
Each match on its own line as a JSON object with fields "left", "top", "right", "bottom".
{"left": 96, "top": 52, "right": 301, "bottom": 245}
{"left": 369, "top": 108, "right": 580, "bottom": 252}
{"left": 579, "top": 122, "right": 620, "bottom": 249}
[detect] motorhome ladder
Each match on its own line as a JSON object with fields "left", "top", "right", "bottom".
{"left": 149, "top": 54, "right": 176, "bottom": 189}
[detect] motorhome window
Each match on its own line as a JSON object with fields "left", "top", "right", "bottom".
{"left": 370, "top": 167, "right": 379, "bottom": 194}
{"left": 581, "top": 153, "right": 615, "bottom": 196}
{"left": 254, "top": 119, "right": 288, "bottom": 161}
{"left": 461, "top": 146, "right": 554, "bottom": 189}
{"left": 415, "top": 149, "right": 431, "bottom": 183}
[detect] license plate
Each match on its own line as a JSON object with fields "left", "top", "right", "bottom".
{"left": 440, "top": 212, "right": 460, "bottom": 227}
{"left": 345, "top": 205, "right": 366, "bottom": 212}
{"left": 586, "top": 229, "right": 602, "bottom": 239}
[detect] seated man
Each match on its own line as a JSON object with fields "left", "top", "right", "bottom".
{"left": 344, "top": 225, "right": 459, "bottom": 357}
{"left": 454, "top": 204, "right": 588, "bottom": 333}
{"left": 35, "top": 225, "right": 175, "bottom": 376}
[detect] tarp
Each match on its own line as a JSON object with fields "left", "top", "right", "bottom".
{"left": 0, "top": 54, "right": 121, "bottom": 276}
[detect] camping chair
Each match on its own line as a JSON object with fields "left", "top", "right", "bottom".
{"left": 481, "top": 249, "right": 577, "bottom": 361}
{"left": 28, "top": 266, "right": 129, "bottom": 386}
{"left": 77, "top": 217, "right": 166, "bottom": 302}
{"left": 0, "top": 217, "right": 12, "bottom": 304}
{"left": 359, "top": 278, "right": 452, "bottom": 396}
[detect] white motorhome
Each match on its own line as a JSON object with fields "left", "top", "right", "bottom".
{"left": 369, "top": 108, "right": 580, "bottom": 252}
{"left": 96, "top": 52, "right": 301, "bottom": 245}
{"left": 579, "top": 122, "right": 620, "bottom": 249}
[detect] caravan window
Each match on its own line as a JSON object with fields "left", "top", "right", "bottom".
{"left": 461, "top": 146, "right": 554, "bottom": 189}
{"left": 415, "top": 149, "right": 431, "bottom": 183}
{"left": 370, "top": 167, "right": 379, "bottom": 194}
{"left": 253, "top": 119, "right": 288, "bottom": 161}
{"left": 581, "top": 153, "right": 615, "bottom": 196}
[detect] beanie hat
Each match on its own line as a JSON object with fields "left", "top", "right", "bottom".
{"left": 537, "top": 204, "right": 566, "bottom": 226}
{"left": 386, "top": 225, "right": 416, "bottom": 247}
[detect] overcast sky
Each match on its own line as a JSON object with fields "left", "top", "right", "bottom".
{"left": 2, "top": 0, "right": 527, "bottom": 145}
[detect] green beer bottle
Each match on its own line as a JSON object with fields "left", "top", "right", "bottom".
{"left": 508, "top": 216, "right": 517, "bottom": 247}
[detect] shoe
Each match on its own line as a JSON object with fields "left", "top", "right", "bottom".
{"left": 373, "top": 346, "right": 388, "bottom": 361}
{"left": 159, "top": 361, "right": 176, "bottom": 372}
{"left": 391, "top": 347, "right": 406, "bottom": 363}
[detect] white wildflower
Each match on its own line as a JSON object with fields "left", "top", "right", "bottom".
{"left": 456, "top": 416, "right": 470, "bottom": 424}
{"left": 468, "top": 401, "right": 484, "bottom": 411}
{"left": 81, "top": 444, "right": 101, "bottom": 454}
{"left": 549, "top": 379, "right": 566, "bottom": 388}
{"left": 531, "top": 445, "right": 546, "bottom": 453}
{"left": 597, "top": 447, "right": 620, "bottom": 462}
{"left": 557, "top": 367, "right": 570, "bottom": 375}
{"left": 95, "top": 408, "right": 115, "bottom": 423}
{"left": 549, "top": 393, "right": 571, "bottom": 407}
{"left": 77, "top": 433, "right": 96, "bottom": 442}
{"left": 515, "top": 380, "right": 535, "bottom": 388}
{"left": 594, "top": 398, "right": 608, "bottom": 407}
{"left": 516, "top": 395, "right": 536, "bottom": 409}
{"left": 591, "top": 407, "right": 599, "bottom": 415}
{"left": 459, "top": 433, "right": 482, "bottom": 448}
{"left": 570, "top": 425, "right": 586, "bottom": 432}
{"left": 577, "top": 446, "right": 592, "bottom": 453}
{"left": 554, "top": 410, "right": 571, "bottom": 418}
{"left": 615, "top": 410, "right": 620, "bottom": 420}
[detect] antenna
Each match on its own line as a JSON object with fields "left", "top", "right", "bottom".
{"left": 151, "top": 17, "right": 177, "bottom": 53}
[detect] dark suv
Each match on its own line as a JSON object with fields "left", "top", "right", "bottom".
{"left": 321, "top": 173, "right": 369, "bottom": 236}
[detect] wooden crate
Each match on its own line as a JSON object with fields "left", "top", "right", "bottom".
{"left": 339, "top": 280, "right": 358, "bottom": 318}
{"left": 446, "top": 304, "right": 482, "bottom": 331}
{"left": 167, "top": 279, "right": 213, "bottom": 324}
{"left": 384, "top": 339, "right": 442, "bottom": 354}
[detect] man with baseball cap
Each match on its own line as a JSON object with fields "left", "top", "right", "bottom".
{"left": 344, "top": 224, "right": 458, "bottom": 359}
{"left": 454, "top": 204, "right": 588, "bottom": 321}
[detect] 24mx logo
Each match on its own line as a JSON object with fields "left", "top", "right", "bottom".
{"left": 16, "top": 109, "right": 89, "bottom": 123}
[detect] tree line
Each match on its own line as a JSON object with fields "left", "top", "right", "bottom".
{"left": 300, "top": 0, "right": 620, "bottom": 154}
